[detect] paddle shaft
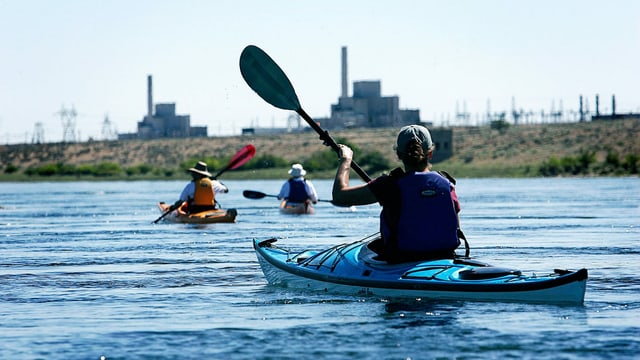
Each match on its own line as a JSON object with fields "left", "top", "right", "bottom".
{"left": 211, "top": 164, "right": 233, "bottom": 180}
{"left": 243, "top": 190, "right": 332, "bottom": 203}
{"left": 153, "top": 201, "right": 182, "bottom": 224}
{"left": 211, "top": 144, "right": 256, "bottom": 179}
{"left": 296, "top": 108, "right": 371, "bottom": 182}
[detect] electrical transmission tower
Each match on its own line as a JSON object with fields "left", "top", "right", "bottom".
{"left": 56, "top": 105, "right": 77, "bottom": 142}
{"left": 101, "top": 114, "right": 117, "bottom": 140}
{"left": 287, "top": 113, "right": 301, "bottom": 131}
{"left": 455, "top": 100, "right": 470, "bottom": 125}
{"left": 32, "top": 122, "right": 45, "bottom": 144}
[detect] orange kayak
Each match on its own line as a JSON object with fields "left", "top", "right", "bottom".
{"left": 279, "top": 200, "right": 314, "bottom": 215}
{"left": 157, "top": 202, "right": 237, "bottom": 224}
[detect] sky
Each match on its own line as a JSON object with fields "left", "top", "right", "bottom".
{"left": 1, "top": 0, "right": 638, "bottom": 144}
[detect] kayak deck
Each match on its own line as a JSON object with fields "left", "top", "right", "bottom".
{"left": 253, "top": 238, "right": 588, "bottom": 304}
{"left": 157, "top": 202, "right": 237, "bottom": 224}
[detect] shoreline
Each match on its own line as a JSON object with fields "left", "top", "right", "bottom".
{"left": 1, "top": 119, "right": 638, "bottom": 181}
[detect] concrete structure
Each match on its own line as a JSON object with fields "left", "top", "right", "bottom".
{"left": 118, "top": 75, "right": 207, "bottom": 140}
{"left": 429, "top": 128, "right": 453, "bottom": 163}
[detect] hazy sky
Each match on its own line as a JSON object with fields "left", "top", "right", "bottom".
{"left": 1, "top": 0, "right": 638, "bottom": 143}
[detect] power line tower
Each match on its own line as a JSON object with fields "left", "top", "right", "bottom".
{"left": 455, "top": 100, "right": 470, "bottom": 125}
{"left": 32, "top": 122, "right": 45, "bottom": 144}
{"left": 287, "top": 113, "right": 301, "bottom": 131}
{"left": 56, "top": 105, "right": 77, "bottom": 142}
{"left": 101, "top": 113, "right": 117, "bottom": 140}
{"left": 511, "top": 96, "right": 523, "bottom": 125}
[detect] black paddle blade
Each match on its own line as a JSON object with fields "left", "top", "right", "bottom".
{"left": 239, "top": 45, "right": 301, "bottom": 111}
{"left": 242, "top": 190, "right": 267, "bottom": 199}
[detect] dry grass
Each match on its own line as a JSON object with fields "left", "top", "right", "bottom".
{"left": 1, "top": 119, "right": 638, "bottom": 178}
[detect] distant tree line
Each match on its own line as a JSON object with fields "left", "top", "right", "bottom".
{"left": 539, "top": 150, "right": 639, "bottom": 176}
{"left": 2, "top": 139, "right": 392, "bottom": 179}
{"left": 5, "top": 143, "right": 637, "bottom": 179}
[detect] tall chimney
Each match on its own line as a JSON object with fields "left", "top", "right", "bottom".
{"left": 595, "top": 94, "right": 600, "bottom": 116}
{"left": 579, "top": 95, "right": 584, "bottom": 122}
{"left": 147, "top": 75, "right": 153, "bottom": 118}
{"left": 612, "top": 94, "right": 616, "bottom": 116}
{"left": 341, "top": 46, "right": 348, "bottom": 98}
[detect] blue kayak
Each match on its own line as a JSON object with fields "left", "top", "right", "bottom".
{"left": 253, "top": 236, "right": 588, "bottom": 304}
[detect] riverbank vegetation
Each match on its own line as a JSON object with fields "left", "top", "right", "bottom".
{"left": 1, "top": 119, "right": 638, "bottom": 181}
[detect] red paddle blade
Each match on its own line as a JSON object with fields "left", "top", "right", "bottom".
{"left": 228, "top": 144, "right": 256, "bottom": 170}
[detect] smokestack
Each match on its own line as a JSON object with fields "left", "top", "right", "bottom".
{"left": 612, "top": 94, "right": 616, "bottom": 115}
{"left": 579, "top": 95, "right": 584, "bottom": 122}
{"left": 595, "top": 94, "right": 600, "bottom": 116}
{"left": 147, "top": 75, "right": 153, "bottom": 118}
{"left": 341, "top": 46, "right": 348, "bottom": 98}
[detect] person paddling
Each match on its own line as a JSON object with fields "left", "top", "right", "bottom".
{"left": 179, "top": 161, "right": 228, "bottom": 213}
{"left": 277, "top": 164, "right": 318, "bottom": 205}
{"left": 332, "top": 125, "right": 462, "bottom": 263}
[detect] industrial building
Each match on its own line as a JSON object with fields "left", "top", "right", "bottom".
{"left": 317, "top": 47, "right": 421, "bottom": 130}
{"left": 118, "top": 75, "right": 207, "bottom": 140}
{"left": 590, "top": 94, "right": 640, "bottom": 122}
{"left": 315, "top": 46, "right": 453, "bottom": 162}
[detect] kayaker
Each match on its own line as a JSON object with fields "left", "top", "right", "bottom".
{"left": 277, "top": 163, "right": 318, "bottom": 204}
{"left": 332, "top": 125, "right": 462, "bottom": 263}
{"left": 179, "top": 161, "right": 228, "bottom": 213}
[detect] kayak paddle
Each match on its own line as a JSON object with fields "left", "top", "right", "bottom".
{"left": 152, "top": 200, "right": 184, "bottom": 224}
{"left": 243, "top": 190, "right": 279, "bottom": 199}
{"left": 211, "top": 143, "right": 256, "bottom": 179}
{"left": 152, "top": 144, "right": 256, "bottom": 224}
{"left": 239, "top": 45, "right": 371, "bottom": 182}
{"left": 243, "top": 190, "right": 333, "bottom": 203}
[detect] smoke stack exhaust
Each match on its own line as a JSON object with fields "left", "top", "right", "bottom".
{"left": 341, "top": 46, "right": 348, "bottom": 98}
{"left": 147, "top": 75, "right": 153, "bottom": 118}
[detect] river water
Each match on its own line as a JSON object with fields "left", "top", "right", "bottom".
{"left": 1, "top": 177, "right": 638, "bottom": 359}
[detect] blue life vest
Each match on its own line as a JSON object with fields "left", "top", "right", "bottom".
{"left": 381, "top": 171, "right": 460, "bottom": 253}
{"left": 287, "top": 178, "right": 308, "bottom": 203}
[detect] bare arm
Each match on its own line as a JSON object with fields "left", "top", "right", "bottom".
{"left": 331, "top": 145, "right": 377, "bottom": 207}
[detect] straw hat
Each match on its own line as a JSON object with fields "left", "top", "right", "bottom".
{"left": 187, "top": 161, "right": 212, "bottom": 177}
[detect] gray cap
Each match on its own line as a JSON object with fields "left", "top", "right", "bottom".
{"left": 396, "top": 125, "right": 433, "bottom": 154}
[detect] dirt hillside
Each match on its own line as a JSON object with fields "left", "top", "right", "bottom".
{"left": 1, "top": 119, "right": 638, "bottom": 175}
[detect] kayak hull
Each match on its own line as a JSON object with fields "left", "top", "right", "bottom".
{"left": 157, "top": 202, "right": 237, "bottom": 224}
{"left": 279, "top": 200, "right": 314, "bottom": 215}
{"left": 253, "top": 238, "right": 587, "bottom": 304}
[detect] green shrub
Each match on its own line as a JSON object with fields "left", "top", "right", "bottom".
{"left": 93, "top": 162, "right": 122, "bottom": 176}
{"left": 76, "top": 164, "right": 95, "bottom": 175}
{"left": 244, "top": 154, "right": 288, "bottom": 170}
{"left": 304, "top": 149, "right": 338, "bottom": 172}
{"left": 4, "top": 163, "right": 19, "bottom": 174}
{"left": 623, "top": 154, "right": 639, "bottom": 174}
{"left": 359, "top": 151, "right": 392, "bottom": 174}
{"left": 36, "top": 163, "right": 59, "bottom": 176}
